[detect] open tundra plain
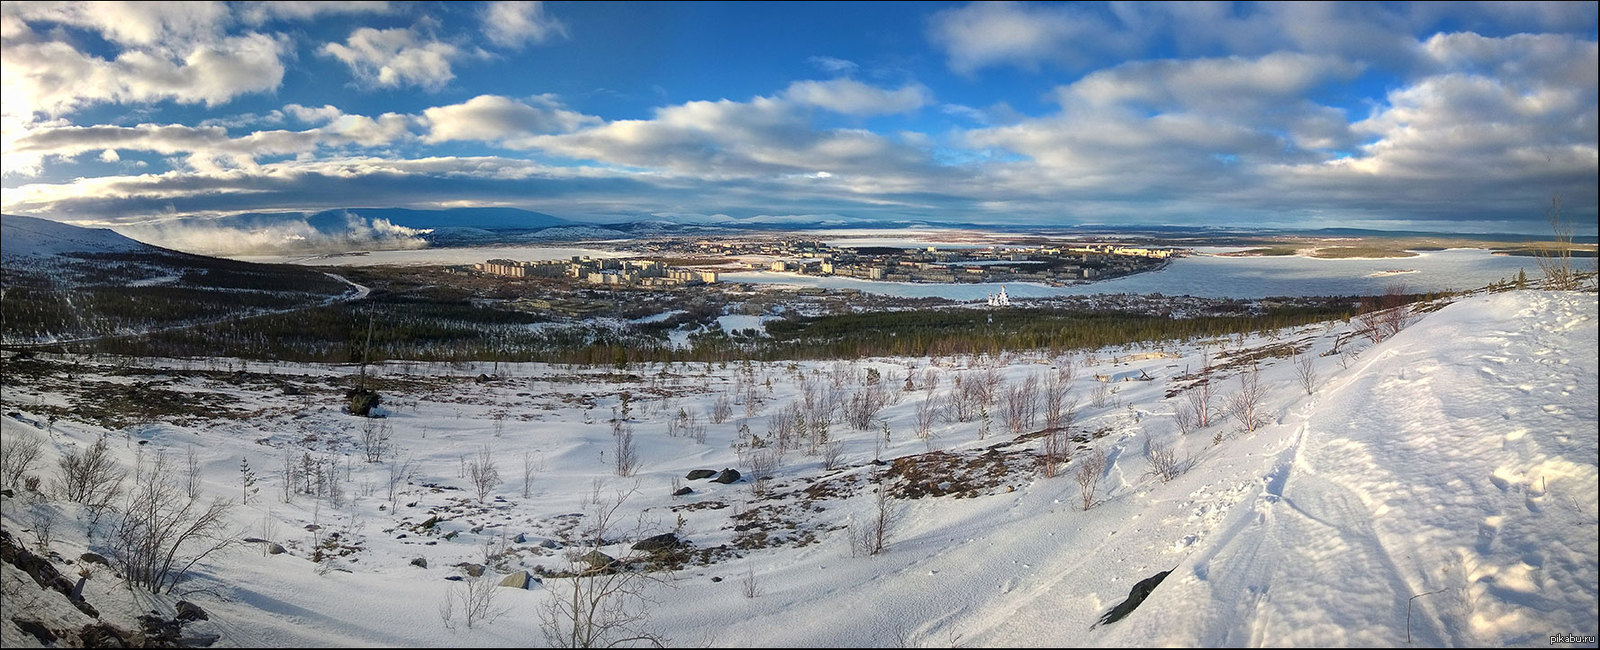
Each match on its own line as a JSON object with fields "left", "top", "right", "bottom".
{"left": 2, "top": 282, "right": 1595, "bottom": 647}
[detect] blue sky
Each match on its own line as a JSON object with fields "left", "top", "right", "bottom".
{"left": 2, "top": 1, "right": 1596, "bottom": 253}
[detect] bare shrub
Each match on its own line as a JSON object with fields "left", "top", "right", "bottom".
{"left": 1003, "top": 374, "right": 1041, "bottom": 434}
{"left": 56, "top": 435, "right": 124, "bottom": 515}
{"left": 1090, "top": 382, "right": 1116, "bottom": 408}
{"left": 540, "top": 489, "right": 671, "bottom": 648}
{"left": 360, "top": 419, "right": 392, "bottom": 463}
{"left": 748, "top": 447, "right": 780, "bottom": 496}
{"left": 710, "top": 394, "right": 733, "bottom": 424}
{"left": 1225, "top": 364, "right": 1269, "bottom": 433}
{"left": 1042, "top": 364, "right": 1075, "bottom": 431}
{"left": 1293, "top": 349, "right": 1319, "bottom": 395}
{"left": 1172, "top": 398, "right": 1199, "bottom": 435}
{"left": 386, "top": 456, "right": 416, "bottom": 511}
{"left": 1535, "top": 196, "right": 1579, "bottom": 291}
{"left": 440, "top": 576, "right": 510, "bottom": 630}
{"left": 467, "top": 445, "right": 500, "bottom": 502}
{"left": 849, "top": 478, "right": 900, "bottom": 557}
{"left": 612, "top": 421, "right": 638, "bottom": 478}
{"left": 521, "top": 451, "right": 541, "bottom": 499}
{"left": 111, "top": 450, "right": 234, "bottom": 593}
{"left": 1074, "top": 448, "right": 1107, "bottom": 511}
{"left": 914, "top": 394, "right": 938, "bottom": 440}
{"left": 1143, "top": 437, "right": 1182, "bottom": 482}
{"left": 740, "top": 565, "right": 760, "bottom": 599}
{"left": 0, "top": 430, "right": 44, "bottom": 489}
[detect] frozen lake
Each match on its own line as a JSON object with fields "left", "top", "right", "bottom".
{"left": 720, "top": 248, "right": 1542, "bottom": 300}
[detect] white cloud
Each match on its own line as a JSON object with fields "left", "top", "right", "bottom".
{"left": 116, "top": 211, "right": 431, "bottom": 256}
{"left": 2, "top": 1, "right": 231, "bottom": 50}
{"left": 1, "top": 23, "right": 288, "bottom": 123}
{"left": 236, "top": 1, "right": 392, "bottom": 25}
{"left": 782, "top": 79, "right": 932, "bottom": 116}
{"left": 422, "top": 95, "right": 600, "bottom": 144}
{"left": 320, "top": 27, "right": 464, "bottom": 91}
{"left": 285, "top": 104, "right": 346, "bottom": 125}
{"left": 482, "top": 1, "right": 567, "bottom": 49}
{"left": 807, "top": 56, "right": 859, "bottom": 75}
{"left": 98, "top": 149, "right": 119, "bottom": 163}
{"left": 926, "top": 1, "right": 1134, "bottom": 74}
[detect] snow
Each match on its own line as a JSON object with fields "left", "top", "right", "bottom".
{"left": 2, "top": 289, "right": 1595, "bottom": 648}
{"left": 1, "top": 214, "right": 160, "bottom": 260}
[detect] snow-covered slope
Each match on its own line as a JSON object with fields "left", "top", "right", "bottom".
{"left": 2, "top": 290, "right": 1594, "bottom": 647}
{"left": 0, "top": 214, "right": 162, "bottom": 260}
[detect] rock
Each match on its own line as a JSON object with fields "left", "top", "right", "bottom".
{"left": 714, "top": 468, "right": 741, "bottom": 484}
{"left": 672, "top": 486, "right": 693, "bottom": 496}
{"left": 475, "top": 373, "right": 492, "bottom": 384}
{"left": 266, "top": 543, "right": 286, "bottom": 555}
{"left": 460, "top": 563, "right": 485, "bottom": 577}
{"left": 11, "top": 619, "right": 56, "bottom": 644}
{"left": 79, "top": 552, "right": 110, "bottom": 565}
{"left": 710, "top": 576, "right": 722, "bottom": 583}
{"left": 444, "top": 575, "right": 464, "bottom": 581}
{"left": 685, "top": 469, "right": 717, "bottom": 480}
{"left": 631, "top": 533, "right": 680, "bottom": 552}
{"left": 1094, "top": 570, "right": 1172, "bottom": 628}
{"left": 175, "top": 600, "right": 208, "bottom": 622}
{"left": 540, "top": 539, "right": 561, "bottom": 549}
{"left": 420, "top": 516, "right": 439, "bottom": 529}
{"left": 513, "top": 533, "right": 526, "bottom": 544}
{"left": 411, "top": 557, "right": 428, "bottom": 569}
{"left": 579, "top": 550, "right": 616, "bottom": 570}
{"left": 499, "top": 570, "right": 538, "bottom": 589}
{"left": 241, "top": 537, "right": 268, "bottom": 544}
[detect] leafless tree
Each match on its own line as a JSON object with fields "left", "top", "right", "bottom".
{"left": 1042, "top": 364, "right": 1075, "bottom": 431}
{"left": 0, "top": 430, "right": 44, "bottom": 489}
{"left": 111, "top": 450, "right": 235, "bottom": 593}
{"left": 184, "top": 446, "right": 203, "bottom": 500}
{"left": 467, "top": 445, "right": 500, "bottom": 502}
{"left": 612, "top": 419, "right": 638, "bottom": 477}
{"left": 1074, "top": 447, "right": 1107, "bottom": 511}
{"left": 748, "top": 447, "right": 780, "bottom": 496}
{"left": 1187, "top": 349, "right": 1216, "bottom": 428}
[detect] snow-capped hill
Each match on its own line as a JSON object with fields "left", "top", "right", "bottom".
{"left": 0, "top": 214, "right": 165, "bottom": 261}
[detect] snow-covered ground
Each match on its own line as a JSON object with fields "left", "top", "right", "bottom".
{"left": 2, "top": 289, "right": 1595, "bottom": 647}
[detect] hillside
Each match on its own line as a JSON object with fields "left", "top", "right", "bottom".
{"left": 1, "top": 215, "right": 365, "bottom": 345}
{"left": 1, "top": 288, "right": 1594, "bottom": 647}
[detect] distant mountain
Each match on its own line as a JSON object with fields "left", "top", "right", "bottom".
{"left": 2, "top": 213, "right": 166, "bottom": 261}
{"left": 308, "top": 207, "right": 571, "bottom": 231}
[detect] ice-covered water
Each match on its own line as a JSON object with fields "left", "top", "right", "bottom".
{"left": 237, "top": 244, "right": 624, "bottom": 267}
{"left": 721, "top": 248, "right": 1543, "bottom": 300}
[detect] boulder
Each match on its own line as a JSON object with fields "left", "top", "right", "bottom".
{"left": 410, "top": 557, "right": 428, "bottom": 569}
{"left": 672, "top": 486, "right": 693, "bottom": 497}
{"left": 631, "top": 533, "right": 680, "bottom": 552}
{"left": 175, "top": 600, "right": 208, "bottom": 622}
{"left": 685, "top": 469, "right": 717, "bottom": 480}
{"left": 713, "top": 468, "right": 741, "bottom": 484}
{"left": 460, "top": 563, "right": 485, "bottom": 578}
{"left": 499, "top": 570, "right": 537, "bottom": 589}
{"left": 78, "top": 552, "right": 110, "bottom": 566}
{"left": 266, "top": 543, "right": 287, "bottom": 555}
{"left": 579, "top": 550, "right": 616, "bottom": 570}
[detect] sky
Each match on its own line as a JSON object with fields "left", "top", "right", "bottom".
{"left": 2, "top": 1, "right": 1597, "bottom": 251}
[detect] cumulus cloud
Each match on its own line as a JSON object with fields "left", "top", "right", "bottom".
{"left": 236, "top": 1, "right": 392, "bottom": 25}
{"left": 782, "top": 79, "right": 932, "bottom": 116}
{"left": 320, "top": 27, "right": 465, "bottom": 91}
{"left": 422, "top": 95, "right": 600, "bottom": 144}
{"left": 1, "top": 24, "right": 288, "bottom": 122}
{"left": 482, "top": 1, "right": 567, "bottom": 49}
{"left": 926, "top": 1, "right": 1136, "bottom": 74}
